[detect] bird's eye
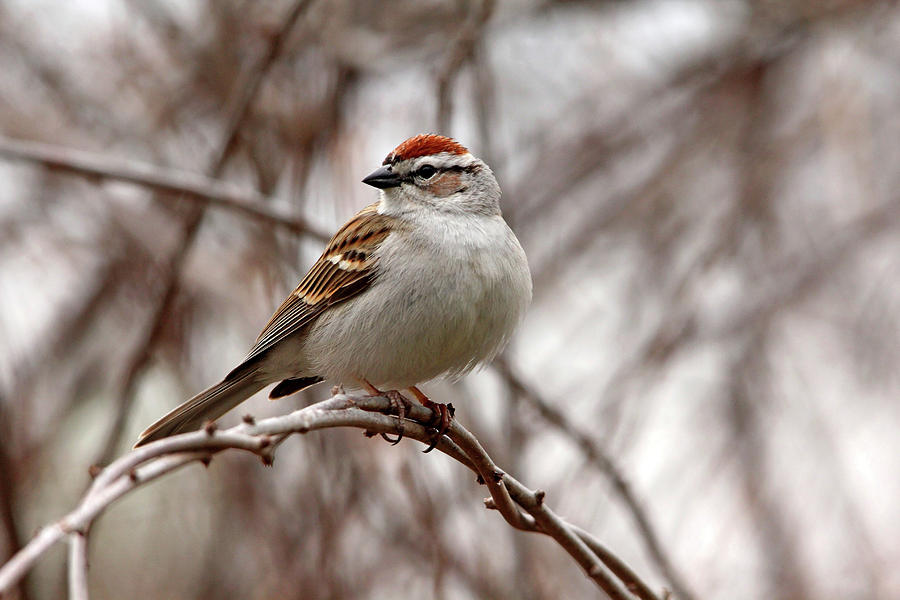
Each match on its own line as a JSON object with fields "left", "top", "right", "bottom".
{"left": 416, "top": 165, "right": 437, "bottom": 179}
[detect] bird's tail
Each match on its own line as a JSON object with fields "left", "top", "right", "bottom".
{"left": 134, "top": 367, "right": 266, "bottom": 448}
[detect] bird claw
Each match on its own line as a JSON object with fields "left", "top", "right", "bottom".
{"left": 421, "top": 400, "right": 454, "bottom": 454}
{"left": 376, "top": 389, "right": 411, "bottom": 445}
{"left": 406, "top": 387, "right": 454, "bottom": 453}
{"left": 360, "top": 379, "right": 405, "bottom": 444}
{"left": 361, "top": 382, "right": 453, "bottom": 452}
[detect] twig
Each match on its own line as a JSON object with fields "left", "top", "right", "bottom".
{"left": 499, "top": 478, "right": 636, "bottom": 600}
{"left": 68, "top": 531, "right": 89, "bottom": 600}
{"left": 0, "top": 393, "right": 657, "bottom": 599}
{"left": 448, "top": 422, "right": 536, "bottom": 531}
{"left": 495, "top": 359, "right": 691, "bottom": 600}
{"left": 0, "top": 135, "right": 329, "bottom": 241}
{"left": 570, "top": 525, "right": 665, "bottom": 600}
{"left": 435, "top": 0, "right": 495, "bottom": 132}
{"left": 211, "top": 0, "right": 314, "bottom": 171}
{"left": 0, "top": 523, "right": 68, "bottom": 596}
{"left": 0, "top": 402, "right": 29, "bottom": 600}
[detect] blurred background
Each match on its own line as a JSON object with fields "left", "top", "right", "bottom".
{"left": 1, "top": 0, "right": 898, "bottom": 598}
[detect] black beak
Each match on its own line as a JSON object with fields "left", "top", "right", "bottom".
{"left": 362, "top": 165, "right": 401, "bottom": 189}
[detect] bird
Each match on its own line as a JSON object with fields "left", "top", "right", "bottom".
{"left": 134, "top": 134, "right": 532, "bottom": 449}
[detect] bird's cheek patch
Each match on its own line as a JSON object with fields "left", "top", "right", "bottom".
{"left": 428, "top": 172, "right": 465, "bottom": 198}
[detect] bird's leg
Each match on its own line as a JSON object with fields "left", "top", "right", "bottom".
{"left": 409, "top": 386, "right": 454, "bottom": 453}
{"left": 361, "top": 379, "right": 410, "bottom": 445}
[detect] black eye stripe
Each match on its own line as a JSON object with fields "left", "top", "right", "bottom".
{"left": 445, "top": 165, "right": 478, "bottom": 173}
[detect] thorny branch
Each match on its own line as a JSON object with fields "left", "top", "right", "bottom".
{"left": 0, "top": 393, "right": 662, "bottom": 600}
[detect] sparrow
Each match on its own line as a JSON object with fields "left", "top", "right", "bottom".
{"left": 135, "top": 134, "right": 532, "bottom": 448}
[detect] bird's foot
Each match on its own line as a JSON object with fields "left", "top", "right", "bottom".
{"left": 409, "top": 386, "right": 454, "bottom": 453}
{"left": 362, "top": 379, "right": 410, "bottom": 445}
{"left": 381, "top": 390, "right": 412, "bottom": 445}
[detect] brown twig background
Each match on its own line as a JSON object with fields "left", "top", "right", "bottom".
{"left": 1, "top": 1, "right": 899, "bottom": 599}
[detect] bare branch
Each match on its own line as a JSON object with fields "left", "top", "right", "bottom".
{"left": 569, "top": 524, "right": 665, "bottom": 600}
{"left": 0, "top": 403, "right": 29, "bottom": 600}
{"left": 0, "top": 135, "right": 329, "bottom": 241}
{"left": 495, "top": 359, "right": 694, "bottom": 600}
{"left": 0, "top": 393, "right": 658, "bottom": 600}
{"left": 449, "top": 422, "right": 537, "bottom": 531}
{"left": 68, "top": 532, "right": 89, "bottom": 600}
{"left": 482, "top": 479, "right": 637, "bottom": 600}
{"left": 211, "top": 0, "right": 315, "bottom": 172}
{"left": 435, "top": 0, "right": 495, "bottom": 132}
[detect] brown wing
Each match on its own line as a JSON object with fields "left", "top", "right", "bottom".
{"left": 242, "top": 203, "right": 398, "bottom": 364}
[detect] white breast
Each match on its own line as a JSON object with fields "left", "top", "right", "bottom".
{"left": 301, "top": 211, "right": 532, "bottom": 389}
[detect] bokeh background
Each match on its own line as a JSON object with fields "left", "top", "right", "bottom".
{"left": 1, "top": 0, "right": 898, "bottom": 598}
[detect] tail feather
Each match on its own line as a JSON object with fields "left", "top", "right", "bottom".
{"left": 134, "top": 371, "right": 266, "bottom": 447}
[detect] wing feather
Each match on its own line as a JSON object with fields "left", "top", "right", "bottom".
{"left": 243, "top": 203, "right": 398, "bottom": 363}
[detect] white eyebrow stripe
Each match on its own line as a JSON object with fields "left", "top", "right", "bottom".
{"left": 409, "top": 152, "right": 477, "bottom": 170}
